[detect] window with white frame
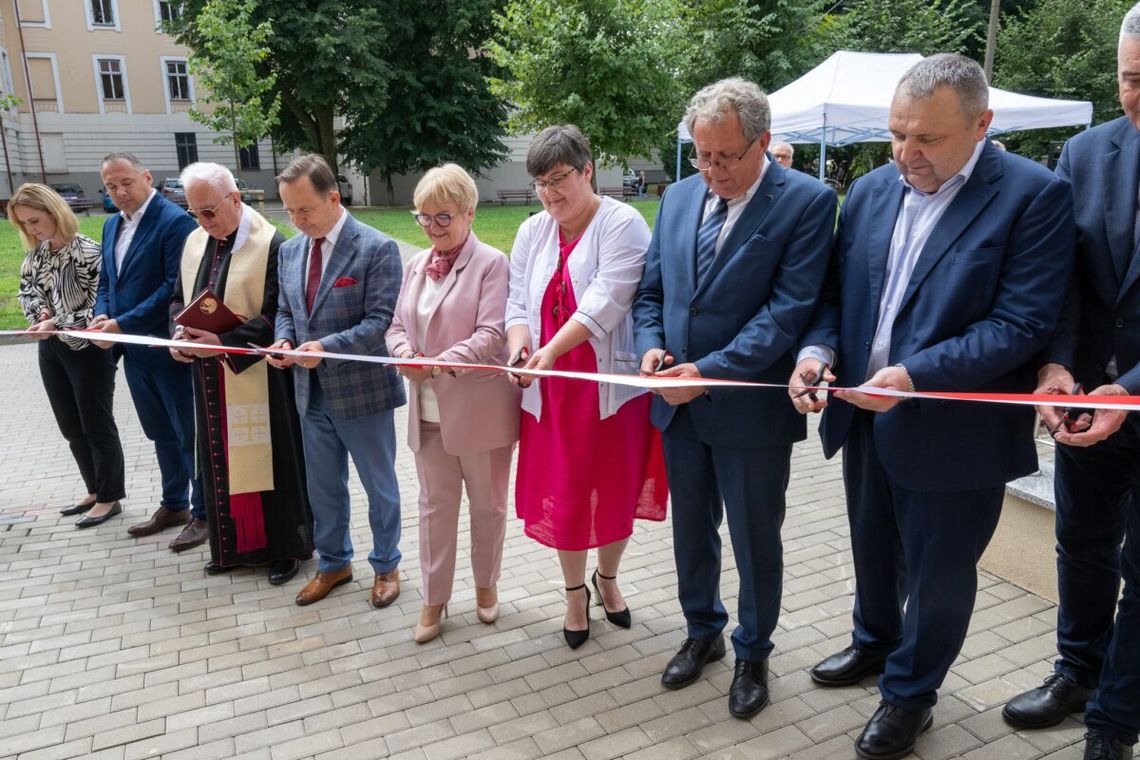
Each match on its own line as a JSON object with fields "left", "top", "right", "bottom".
{"left": 158, "top": 1, "right": 181, "bottom": 22}
{"left": 90, "top": 0, "right": 115, "bottom": 26}
{"left": 166, "top": 60, "right": 190, "bottom": 101}
{"left": 98, "top": 58, "right": 125, "bottom": 100}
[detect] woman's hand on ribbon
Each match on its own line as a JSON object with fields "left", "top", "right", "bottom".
{"left": 25, "top": 318, "right": 56, "bottom": 341}
{"left": 396, "top": 352, "right": 436, "bottom": 383}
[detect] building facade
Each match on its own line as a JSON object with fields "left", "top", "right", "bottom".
{"left": 0, "top": 0, "right": 290, "bottom": 203}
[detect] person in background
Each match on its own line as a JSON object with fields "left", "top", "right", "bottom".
{"left": 770, "top": 140, "right": 795, "bottom": 169}
{"left": 169, "top": 162, "right": 313, "bottom": 586}
{"left": 507, "top": 124, "right": 668, "bottom": 650}
{"left": 386, "top": 163, "right": 520, "bottom": 643}
{"left": 13, "top": 182, "right": 125, "bottom": 527}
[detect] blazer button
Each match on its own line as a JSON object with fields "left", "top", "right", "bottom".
{"left": 689, "top": 307, "right": 698, "bottom": 316}
{"left": 1115, "top": 317, "right": 1126, "bottom": 328}
{"left": 864, "top": 341, "right": 871, "bottom": 349}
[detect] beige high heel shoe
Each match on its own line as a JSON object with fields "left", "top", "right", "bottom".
{"left": 413, "top": 603, "right": 448, "bottom": 644}
{"left": 475, "top": 586, "right": 499, "bottom": 624}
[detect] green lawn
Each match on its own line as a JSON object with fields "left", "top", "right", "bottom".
{"left": 0, "top": 200, "right": 662, "bottom": 329}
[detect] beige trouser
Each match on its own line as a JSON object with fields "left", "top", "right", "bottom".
{"left": 414, "top": 422, "right": 513, "bottom": 605}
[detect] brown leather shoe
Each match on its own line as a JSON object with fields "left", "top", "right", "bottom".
{"left": 127, "top": 505, "right": 191, "bottom": 537}
{"left": 295, "top": 567, "right": 354, "bottom": 606}
{"left": 168, "top": 518, "right": 209, "bottom": 552}
{"left": 371, "top": 570, "right": 400, "bottom": 608}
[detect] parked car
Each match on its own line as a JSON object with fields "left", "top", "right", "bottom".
{"left": 158, "top": 177, "right": 188, "bottom": 208}
{"left": 49, "top": 183, "right": 96, "bottom": 214}
{"left": 99, "top": 187, "right": 117, "bottom": 213}
{"left": 337, "top": 174, "right": 353, "bottom": 206}
{"left": 621, "top": 170, "right": 638, "bottom": 191}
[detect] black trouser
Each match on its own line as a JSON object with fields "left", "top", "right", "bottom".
{"left": 38, "top": 338, "right": 125, "bottom": 502}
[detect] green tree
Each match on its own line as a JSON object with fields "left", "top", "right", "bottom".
{"left": 488, "top": 0, "right": 684, "bottom": 166}
{"left": 339, "top": 2, "right": 510, "bottom": 205}
{"left": 179, "top": 0, "right": 280, "bottom": 178}
{"left": 994, "top": 0, "right": 1131, "bottom": 159}
{"left": 170, "top": 0, "right": 393, "bottom": 176}
{"left": 822, "top": 0, "right": 985, "bottom": 56}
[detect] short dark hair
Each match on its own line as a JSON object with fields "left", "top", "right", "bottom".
{"left": 276, "top": 154, "right": 338, "bottom": 194}
{"left": 526, "top": 125, "right": 593, "bottom": 177}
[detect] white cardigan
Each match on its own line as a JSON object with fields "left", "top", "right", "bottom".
{"left": 505, "top": 196, "right": 652, "bottom": 420}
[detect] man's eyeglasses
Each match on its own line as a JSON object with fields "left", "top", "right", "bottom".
{"left": 530, "top": 168, "right": 578, "bottom": 192}
{"left": 412, "top": 211, "right": 456, "bottom": 228}
{"left": 689, "top": 139, "right": 757, "bottom": 171}
{"left": 188, "top": 198, "right": 229, "bottom": 220}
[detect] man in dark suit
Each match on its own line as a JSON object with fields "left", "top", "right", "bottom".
{"left": 266, "top": 155, "right": 406, "bottom": 608}
{"left": 791, "top": 54, "right": 1075, "bottom": 760}
{"left": 633, "top": 77, "right": 837, "bottom": 719}
{"left": 90, "top": 153, "right": 205, "bottom": 546}
{"left": 1002, "top": 8, "right": 1140, "bottom": 760}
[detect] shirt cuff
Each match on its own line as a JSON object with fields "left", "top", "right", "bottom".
{"left": 797, "top": 345, "right": 836, "bottom": 369}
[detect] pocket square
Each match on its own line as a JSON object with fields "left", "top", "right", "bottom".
{"left": 333, "top": 276, "right": 358, "bottom": 288}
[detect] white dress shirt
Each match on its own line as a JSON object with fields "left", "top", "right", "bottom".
{"left": 304, "top": 206, "right": 348, "bottom": 280}
{"left": 114, "top": 189, "right": 157, "bottom": 274}
{"left": 700, "top": 156, "right": 771, "bottom": 255}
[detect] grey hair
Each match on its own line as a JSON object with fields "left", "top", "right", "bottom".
{"left": 1122, "top": 3, "right": 1140, "bottom": 39}
{"left": 683, "top": 77, "right": 771, "bottom": 142}
{"left": 101, "top": 152, "right": 146, "bottom": 172}
{"left": 180, "top": 162, "right": 237, "bottom": 195}
{"left": 526, "top": 125, "right": 593, "bottom": 177}
{"left": 896, "top": 53, "right": 989, "bottom": 118}
{"left": 771, "top": 140, "right": 794, "bottom": 156}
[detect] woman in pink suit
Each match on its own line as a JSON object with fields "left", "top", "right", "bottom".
{"left": 387, "top": 164, "right": 520, "bottom": 644}
{"left": 507, "top": 125, "right": 669, "bottom": 649}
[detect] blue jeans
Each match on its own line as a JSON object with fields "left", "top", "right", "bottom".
{"left": 300, "top": 379, "right": 401, "bottom": 575}
{"left": 1055, "top": 417, "right": 1140, "bottom": 745}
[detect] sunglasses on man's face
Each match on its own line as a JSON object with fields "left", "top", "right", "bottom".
{"left": 188, "top": 198, "right": 229, "bottom": 220}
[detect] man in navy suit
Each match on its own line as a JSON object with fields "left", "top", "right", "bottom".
{"left": 791, "top": 55, "right": 1075, "bottom": 759}
{"left": 266, "top": 155, "right": 406, "bottom": 608}
{"left": 1002, "top": 8, "right": 1140, "bottom": 760}
{"left": 90, "top": 153, "right": 205, "bottom": 546}
{"left": 633, "top": 77, "right": 837, "bottom": 719}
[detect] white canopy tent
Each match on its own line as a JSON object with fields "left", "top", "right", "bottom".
{"left": 675, "top": 50, "right": 1095, "bottom": 181}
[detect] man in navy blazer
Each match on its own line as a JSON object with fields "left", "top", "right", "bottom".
{"left": 633, "top": 77, "right": 837, "bottom": 719}
{"left": 1002, "top": 9, "right": 1140, "bottom": 760}
{"left": 266, "top": 155, "right": 406, "bottom": 609}
{"left": 791, "top": 55, "right": 1075, "bottom": 759}
{"left": 90, "top": 153, "right": 205, "bottom": 544}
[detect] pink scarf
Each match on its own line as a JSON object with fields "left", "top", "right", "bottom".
{"left": 424, "top": 235, "right": 469, "bottom": 282}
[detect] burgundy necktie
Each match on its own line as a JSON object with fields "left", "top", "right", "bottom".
{"left": 305, "top": 237, "right": 325, "bottom": 312}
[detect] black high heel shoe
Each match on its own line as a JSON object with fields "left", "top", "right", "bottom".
{"left": 564, "top": 583, "right": 591, "bottom": 649}
{"left": 591, "top": 570, "right": 632, "bottom": 629}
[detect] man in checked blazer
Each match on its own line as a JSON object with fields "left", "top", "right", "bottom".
{"left": 267, "top": 155, "right": 406, "bottom": 608}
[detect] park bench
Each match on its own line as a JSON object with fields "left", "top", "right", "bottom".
{"left": 599, "top": 186, "right": 635, "bottom": 201}
{"left": 496, "top": 188, "right": 533, "bottom": 205}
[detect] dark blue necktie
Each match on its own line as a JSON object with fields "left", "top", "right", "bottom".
{"left": 696, "top": 197, "right": 729, "bottom": 283}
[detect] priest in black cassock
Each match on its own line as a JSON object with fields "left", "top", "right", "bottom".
{"left": 169, "top": 162, "right": 313, "bottom": 585}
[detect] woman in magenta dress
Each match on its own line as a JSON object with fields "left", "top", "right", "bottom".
{"left": 506, "top": 125, "right": 668, "bottom": 649}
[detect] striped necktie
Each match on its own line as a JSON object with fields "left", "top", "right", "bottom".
{"left": 696, "top": 197, "right": 729, "bottom": 283}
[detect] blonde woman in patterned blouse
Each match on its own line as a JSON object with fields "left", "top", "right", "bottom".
{"left": 13, "top": 183, "right": 126, "bottom": 527}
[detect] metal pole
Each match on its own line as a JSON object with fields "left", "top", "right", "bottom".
{"left": 13, "top": 0, "right": 47, "bottom": 183}
{"left": 675, "top": 134, "right": 682, "bottom": 183}
{"left": 819, "top": 117, "right": 827, "bottom": 182}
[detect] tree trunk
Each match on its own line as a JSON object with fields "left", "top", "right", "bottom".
{"left": 984, "top": 0, "right": 1001, "bottom": 82}
{"left": 316, "top": 108, "right": 338, "bottom": 178}
{"left": 386, "top": 173, "right": 395, "bottom": 207}
{"left": 231, "top": 101, "right": 242, "bottom": 180}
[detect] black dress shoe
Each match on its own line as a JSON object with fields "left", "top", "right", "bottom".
{"left": 855, "top": 701, "right": 933, "bottom": 760}
{"left": 267, "top": 559, "right": 300, "bottom": 586}
{"left": 729, "top": 659, "right": 769, "bottom": 718}
{"left": 661, "top": 636, "right": 727, "bottom": 689}
{"left": 591, "top": 570, "right": 631, "bottom": 629}
{"left": 563, "top": 584, "right": 591, "bottom": 649}
{"left": 60, "top": 499, "right": 96, "bottom": 516}
{"left": 75, "top": 501, "right": 122, "bottom": 528}
{"left": 810, "top": 644, "right": 889, "bottom": 686}
{"left": 204, "top": 561, "right": 234, "bottom": 575}
{"left": 1002, "top": 673, "right": 1094, "bottom": 728}
{"left": 1083, "top": 731, "right": 1131, "bottom": 760}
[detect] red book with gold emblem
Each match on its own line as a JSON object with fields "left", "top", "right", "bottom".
{"left": 174, "top": 288, "right": 244, "bottom": 334}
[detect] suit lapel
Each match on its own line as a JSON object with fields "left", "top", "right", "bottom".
{"left": 1112, "top": 123, "right": 1140, "bottom": 303}
{"left": 426, "top": 234, "right": 477, "bottom": 329}
{"left": 103, "top": 215, "right": 122, "bottom": 292}
{"left": 679, "top": 181, "right": 705, "bottom": 296}
{"left": 865, "top": 174, "right": 905, "bottom": 314}
{"left": 310, "top": 214, "right": 357, "bottom": 316}
{"left": 897, "top": 145, "right": 1000, "bottom": 314}
{"left": 693, "top": 168, "right": 784, "bottom": 300}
